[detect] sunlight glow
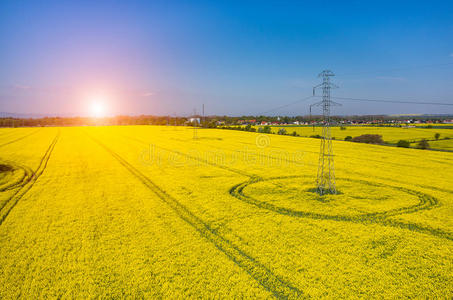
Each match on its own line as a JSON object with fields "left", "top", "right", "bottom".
{"left": 88, "top": 95, "right": 108, "bottom": 118}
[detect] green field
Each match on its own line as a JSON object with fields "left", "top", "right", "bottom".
{"left": 0, "top": 126, "right": 452, "bottom": 298}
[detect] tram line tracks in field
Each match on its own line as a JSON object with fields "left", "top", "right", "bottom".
{"left": 0, "top": 129, "right": 41, "bottom": 148}
{"left": 123, "top": 132, "right": 453, "bottom": 196}
{"left": 122, "top": 134, "right": 257, "bottom": 179}
{"left": 134, "top": 129, "right": 453, "bottom": 183}
{"left": 0, "top": 130, "right": 20, "bottom": 140}
{"left": 87, "top": 132, "right": 305, "bottom": 299}
{"left": 0, "top": 132, "right": 59, "bottom": 226}
{"left": 187, "top": 130, "right": 452, "bottom": 169}
{"left": 120, "top": 133, "right": 453, "bottom": 242}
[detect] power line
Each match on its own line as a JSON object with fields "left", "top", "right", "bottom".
{"left": 255, "top": 93, "right": 452, "bottom": 117}
{"left": 324, "top": 96, "right": 453, "bottom": 106}
{"left": 337, "top": 62, "right": 453, "bottom": 77}
{"left": 254, "top": 93, "right": 452, "bottom": 117}
{"left": 250, "top": 61, "right": 452, "bottom": 115}
{"left": 256, "top": 95, "right": 314, "bottom": 115}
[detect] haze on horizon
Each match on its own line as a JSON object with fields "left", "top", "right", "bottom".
{"left": 0, "top": 0, "right": 452, "bottom": 117}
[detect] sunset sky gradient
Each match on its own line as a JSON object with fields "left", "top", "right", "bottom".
{"left": 1, "top": 0, "right": 452, "bottom": 116}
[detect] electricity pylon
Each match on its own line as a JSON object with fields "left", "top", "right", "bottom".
{"left": 312, "top": 70, "right": 341, "bottom": 195}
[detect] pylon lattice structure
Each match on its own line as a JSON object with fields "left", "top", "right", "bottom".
{"left": 312, "top": 70, "right": 341, "bottom": 195}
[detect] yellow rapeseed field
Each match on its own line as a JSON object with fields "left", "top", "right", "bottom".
{"left": 0, "top": 126, "right": 452, "bottom": 298}
{"left": 269, "top": 125, "right": 453, "bottom": 147}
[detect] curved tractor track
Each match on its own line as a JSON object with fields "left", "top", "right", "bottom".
{"left": 0, "top": 132, "right": 59, "bottom": 226}
{"left": 230, "top": 176, "right": 452, "bottom": 242}
{"left": 0, "top": 163, "right": 34, "bottom": 193}
{"left": 86, "top": 132, "right": 305, "bottom": 299}
{"left": 0, "top": 129, "right": 41, "bottom": 148}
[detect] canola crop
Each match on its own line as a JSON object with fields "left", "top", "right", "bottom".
{"left": 0, "top": 126, "right": 452, "bottom": 298}
{"left": 269, "top": 125, "right": 453, "bottom": 148}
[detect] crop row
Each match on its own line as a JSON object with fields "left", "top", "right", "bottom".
{"left": 86, "top": 131, "right": 305, "bottom": 299}
{"left": 0, "top": 131, "right": 59, "bottom": 226}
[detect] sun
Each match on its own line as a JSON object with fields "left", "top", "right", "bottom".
{"left": 88, "top": 96, "right": 108, "bottom": 118}
{"left": 90, "top": 101, "right": 105, "bottom": 118}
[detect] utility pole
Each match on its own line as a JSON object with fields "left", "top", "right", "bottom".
{"left": 193, "top": 108, "right": 198, "bottom": 140}
{"left": 309, "top": 104, "right": 316, "bottom": 132}
{"left": 312, "top": 70, "right": 341, "bottom": 195}
{"left": 202, "top": 104, "right": 205, "bottom": 128}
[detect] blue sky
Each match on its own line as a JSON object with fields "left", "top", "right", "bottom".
{"left": 0, "top": 0, "right": 452, "bottom": 116}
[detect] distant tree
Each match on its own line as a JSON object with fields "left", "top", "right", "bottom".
{"left": 417, "top": 139, "right": 430, "bottom": 149}
{"left": 397, "top": 140, "right": 410, "bottom": 148}
{"left": 435, "top": 133, "right": 440, "bottom": 140}
{"left": 344, "top": 136, "right": 352, "bottom": 141}
{"left": 427, "top": 125, "right": 433, "bottom": 129}
{"left": 310, "top": 134, "right": 322, "bottom": 139}
{"left": 262, "top": 125, "right": 272, "bottom": 134}
{"left": 292, "top": 131, "right": 298, "bottom": 136}
{"left": 277, "top": 128, "right": 287, "bottom": 135}
{"left": 244, "top": 124, "right": 252, "bottom": 131}
{"left": 351, "top": 134, "right": 383, "bottom": 144}
{"left": 340, "top": 126, "right": 347, "bottom": 130}
{"left": 257, "top": 127, "right": 264, "bottom": 133}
